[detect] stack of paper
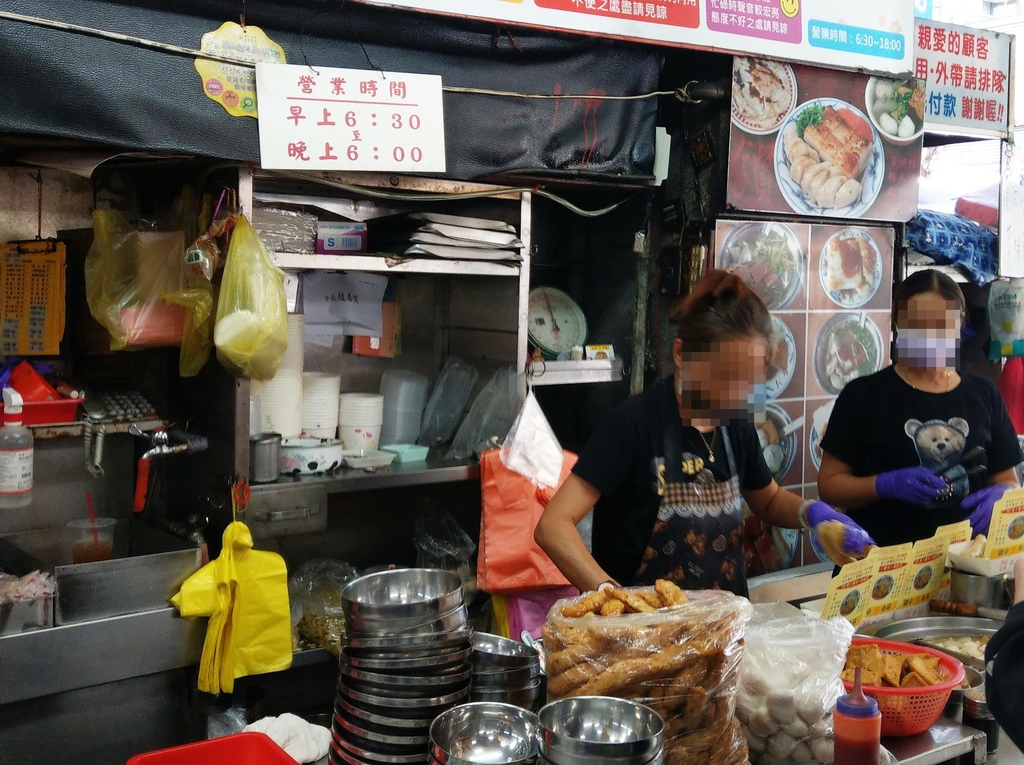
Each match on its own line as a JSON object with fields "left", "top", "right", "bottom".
{"left": 378, "top": 213, "right": 523, "bottom": 262}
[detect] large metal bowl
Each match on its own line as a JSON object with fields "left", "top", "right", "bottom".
{"left": 347, "top": 604, "right": 470, "bottom": 637}
{"left": 430, "top": 702, "right": 539, "bottom": 765}
{"left": 470, "top": 679, "right": 544, "bottom": 709}
{"left": 871, "top": 616, "right": 1002, "bottom": 670}
{"left": 344, "top": 630, "right": 473, "bottom": 656}
{"left": 339, "top": 679, "right": 470, "bottom": 710}
{"left": 337, "top": 697, "right": 437, "bottom": 731}
{"left": 538, "top": 697, "right": 664, "bottom": 765}
{"left": 471, "top": 665, "right": 539, "bottom": 689}
{"left": 341, "top": 667, "right": 472, "bottom": 698}
{"left": 343, "top": 568, "right": 463, "bottom": 621}
{"left": 471, "top": 633, "right": 540, "bottom": 668}
{"left": 345, "top": 649, "right": 472, "bottom": 674}
{"left": 335, "top": 710, "right": 431, "bottom": 747}
{"left": 332, "top": 734, "right": 429, "bottom": 765}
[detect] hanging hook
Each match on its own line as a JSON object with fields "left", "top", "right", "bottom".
{"left": 239, "top": 0, "right": 246, "bottom": 31}
{"left": 35, "top": 170, "right": 43, "bottom": 240}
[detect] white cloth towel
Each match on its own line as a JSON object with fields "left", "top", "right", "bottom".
{"left": 245, "top": 713, "right": 331, "bottom": 763}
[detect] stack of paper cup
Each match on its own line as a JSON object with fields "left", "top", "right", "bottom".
{"left": 338, "top": 393, "right": 385, "bottom": 451}
{"left": 379, "top": 370, "right": 430, "bottom": 446}
{"left": 302, "top": 372, "right": 342, "bottom": 438}
{"left": 260, "top": 314, "right": 305, "bottom": 438}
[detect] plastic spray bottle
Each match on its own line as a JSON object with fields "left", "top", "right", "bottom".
{"left": 0, "top": 387, "right": 33, "bottom": 508}
{"left": 834, "top": 666, "right": 882, "bottom": 765}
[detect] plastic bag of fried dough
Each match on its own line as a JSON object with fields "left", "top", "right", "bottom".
{"left": 735, "top": 602, "right": 854, "bottom": 765}
{"left": 542, "top": 582, "right": 752, "bottom": 765}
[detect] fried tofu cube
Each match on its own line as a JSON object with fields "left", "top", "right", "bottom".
{"left": 846, "top": 644, "right": 885, "bottom": 674}
{"left": 906, "top": 655, "right": 942, "bottom": 686}
{"left": 900, "top": 671, "right": 930, "bottom": 688}
{"left": 882, "top": 655, "right": 904, "bottom": 687}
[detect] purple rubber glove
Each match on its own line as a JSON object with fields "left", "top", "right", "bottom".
{"left": 962, "top": 484, "right": 1013, "bottom": 536}
{"left": 875, "top": 466, "right": 949, "bottom": 504}
{"left": 807, "top": 501, "right": 876, "bottom": 556}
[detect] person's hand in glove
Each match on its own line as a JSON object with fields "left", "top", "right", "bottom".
{"left": 962, "top": 484, "right": 1015, "bottom": 535}
{"left": 875, "top": 466, "right": 949, "bottom": 503}
{"left": 805, "top": 500, "right": 876, "bottom": 566}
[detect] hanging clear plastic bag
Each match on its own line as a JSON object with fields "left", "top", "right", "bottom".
{"left": 447, "top": 366, "right": 520, "bottom": 460}
{"left": 500, "top": 391, "right": 564, "bottom": 488}
{"left": 419, "top": 356, "right": 479, "bottom": 447}
{"left": 214, "top": 215, "right": 289, "bottom": 380}
{"left": 735, "top": 602, "right": 855, "bottom": 765}
{"left": 288, "top": 559, "right": 359, "bottom": 658}
{"left": 415, "top": 508, "right": 478, "bottom": 599}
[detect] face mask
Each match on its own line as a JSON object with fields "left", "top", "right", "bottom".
{"left": 677, "top": 375, "right": 760, "bottom": 424}
{"left": 896, "top": 328, "right": 959, "bottom": 368}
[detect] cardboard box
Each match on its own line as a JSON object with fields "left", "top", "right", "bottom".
{"left": 352, "top": 300, "right": 400, "bottom": 358}
{"left": 316, "top": 222, "right": 368, "bottom": 254}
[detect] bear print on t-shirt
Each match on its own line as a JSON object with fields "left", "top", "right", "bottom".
{"left": 905, "top": 417, "right": 969, "bottom": 473}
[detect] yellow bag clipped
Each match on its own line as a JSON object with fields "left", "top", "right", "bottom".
{"left": 213, "top": 215, "right": 288, "bottom": 380}
{"left": 171, "top": 521, "right": 292, "bottom": 694}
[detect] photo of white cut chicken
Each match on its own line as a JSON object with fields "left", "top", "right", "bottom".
{"left": 783, "top": 122, "right": 865, "bottom": 210}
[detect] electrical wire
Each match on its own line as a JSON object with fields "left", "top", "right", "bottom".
{"left": 0, "top": 10, "right": 675, "bottom": 103}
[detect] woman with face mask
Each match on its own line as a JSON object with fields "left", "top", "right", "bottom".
{"left": 535, "top": 269, "right": 873, "bottom": 597}
{"left": 818, "top": 269, "right": 1021, "bottom": 548}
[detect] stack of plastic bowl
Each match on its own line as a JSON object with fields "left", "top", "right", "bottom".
{"left": 339, "top": 393, "right": 385, "bottom": 451}
{"left": 302, "top": 372, "right": 342, "bottom": 438}
{"left": 331, "top": 569, "right": 473, "bottom": 765}
{"left": 429, "top": 703, "right": 539, "bottom": 765}
{"left": 537, "top": 698, "right": 665, "bottom": 765}
{"left": 380, "top": 371, "right": 430, "bottom": 447}
{"left": 259, "top": 313, "right": 305, "bottom": 438}
{"left": 469, "top": 634, "right": 544, "bottom": 712}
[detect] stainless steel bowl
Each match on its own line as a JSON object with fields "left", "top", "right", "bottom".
{"left": 471, "top": 633, "right": 541, "bottom": 668}
{"left": 333, "top": 722, "right": 430, "bottom": 755}
{"left": 347, "top": 605, "right": 470, "bottom": 638}
{"left": 331, "top": 741, "right": 429, "bottom": 765}
{"left": 538, "top": 697, "right": 664, "bottom": 765}
{"left": 341, "top": 667, "right": 473, "bottom": 696}
{"left": 344, "top": 631, "right": 473, "bottom": 656}
{"left": 335, "top": 710, "right": 431, "bottom": 747}
{"left": 872, "top": 616, "right": 1001, "bottom": 669}
{"left": 470, "top": 679, "right": 544, "bottom": 708}
{"left": 332, "top": 733, "right": 430, "bottom": 765}
{"left": 471, "top": 665, "right": 539, "bottom": 689}
{"left": 345, "top": 649, "right": 472, "bottom": 673}
{"left": 337, "top": 697, "right": 437, "bottom": 730}
{"left": 430, "top": 702, "right": 539, "bottom": 765}
{"left": 343, "top": 569, "right": 464, "bottom": 621}
{"left": 340, "top": 679, "right": 471, "bottom": 710}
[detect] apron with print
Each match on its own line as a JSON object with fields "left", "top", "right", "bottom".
{"left": 634, "top": 395, "right": 747, "bottom": 596}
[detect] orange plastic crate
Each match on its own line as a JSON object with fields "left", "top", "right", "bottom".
{"left": 126, "top": 732, "right": 298, "bottom": 764}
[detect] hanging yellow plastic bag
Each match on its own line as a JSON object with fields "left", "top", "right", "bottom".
{"left": 214, "top": 215, "right": 288, "bottom": 380}
{"left": 161, "top": 287, "right": 214, "bottom": 378}
{"left": 171, "top": 521, "right": 292, "bottom": 694}
{"left": 85, "top": 210, "right": 188, "bottom": 350}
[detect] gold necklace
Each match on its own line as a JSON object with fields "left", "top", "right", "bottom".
{"left": 899, "top": 366, "right": 952, "bottom": 392}
{"left": 695, "top": 428, "right": 717, "bottom": 463}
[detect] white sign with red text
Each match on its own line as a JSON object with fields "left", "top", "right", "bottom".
{"left": 255, "top": 63, "right": 446, "bottom": 172}
{"left": 914, "top": 20, "right": 1012, "bottom": 136}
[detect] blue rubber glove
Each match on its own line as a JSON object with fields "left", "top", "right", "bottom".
{"left": 962, "top": 484, "right": 1014, "bottom": 536}
{"left": 875, "top": 466, "right": 949, "bottom": 504}
{"left": 807, "top": 501, "right": 876, "bottom": 556}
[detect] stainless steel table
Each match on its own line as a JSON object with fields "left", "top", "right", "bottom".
{"left": 886, "top": 718, "right": 1024, "bottom": 765}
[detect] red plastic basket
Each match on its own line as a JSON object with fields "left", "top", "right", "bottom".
{"left": 844, "top": 636, "right": 966, "bottom": 737}
{"left": 126, "top": 732, "right": 298, "bottom": 764}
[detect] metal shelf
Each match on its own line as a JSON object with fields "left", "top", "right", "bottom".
{"left": 29, "top": 418, "right": 165, "bottom": 440}
{"left": 528, "top": 358, "right": 624, "bottom": 386}
{"left": 251, "top": 455, "right": 480, "bottom": 495}
{"left": 270, "top": 251, "right": 522, "bottom": 277}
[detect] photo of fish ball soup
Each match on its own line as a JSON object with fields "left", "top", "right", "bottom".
{"left": 718, "top": 222, "right": 805, "bottom": 310}
{"left": 865, "top": 76, "right": 926, "bottom": 145}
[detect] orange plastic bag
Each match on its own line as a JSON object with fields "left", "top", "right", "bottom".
{"left": 477, "top": 448, "right": 577, "bottom": 594}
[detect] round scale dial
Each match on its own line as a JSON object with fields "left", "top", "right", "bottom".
{"left": 528, "top": 286, "right": 588, "bottom": 358}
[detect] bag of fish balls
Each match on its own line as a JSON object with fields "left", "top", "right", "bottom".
{"left": 735, "top": 602, "right": 855, "bottom": 765}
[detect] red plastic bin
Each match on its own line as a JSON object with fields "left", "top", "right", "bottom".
{"left": 126, "top": 732, "right": 298, "bottom": 764}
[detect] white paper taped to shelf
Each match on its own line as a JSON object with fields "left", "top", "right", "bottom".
{"left": 302, "top": 271, "right": 388, "bottom": 340}
{"left": 255, "top": 63, "right": 446, "bottom": 172}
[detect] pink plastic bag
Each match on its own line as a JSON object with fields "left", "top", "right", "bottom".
{"left": 506, "top": 586, "right": 579, "bottom": 640}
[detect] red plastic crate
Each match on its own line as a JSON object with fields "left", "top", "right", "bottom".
{"left": 126, "top": 732, "right": 299, "bottom": 764}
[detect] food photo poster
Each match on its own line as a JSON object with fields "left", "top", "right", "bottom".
{"left": 729, "top": 57, "right": 924, "bottom": 221}
{"left": 715, "top": 220, "right": 895, "bottom": 572}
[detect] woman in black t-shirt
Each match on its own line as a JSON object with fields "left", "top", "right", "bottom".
{"left": 534, "top": 270, "right": 873, "bottom": 597}
{"left": 818, "top": 269, "right": 1021, "bottom": 548}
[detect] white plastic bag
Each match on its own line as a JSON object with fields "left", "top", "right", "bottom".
{"left": 500, "top": 391, "right": 563, "bottom": 488}
{"left": 447, "top": 366, "right": 520, "bottom": 460}
{"left": 736, "top": 602, "right": 855, "bottom": 765}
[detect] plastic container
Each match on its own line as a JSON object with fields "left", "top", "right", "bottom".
{"left": 126, "top": 732, "right": 295, "bottom": 764}
{"left": 67, "top": 518, "right": 116, "bottom": 564}
{"left": 380, "top": 370, "right": 429, "bottom": 446}
{"left": 0, "top": 387, "right": 33, "bottom": 509}
{"left": 339, "top": 393, "right": 384, "bottom": 451}
{"left": 382, "top": 444, "right": 430, "bottom": 463}
{"left": 843, "top": 637, "right": 966, "bottom": 737}
{"left": 302, "top": 372, "right": 342, "bottom": 435}
{"left": 963, "top": 687, "right": 1000, "bottom": 754}
{"left": 835, "top": 667, "right": 882, "bottom": 765}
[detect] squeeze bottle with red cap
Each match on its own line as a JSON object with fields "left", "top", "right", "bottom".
{"left": 834, "top": 666, "right": 881, "bottom": 765}
{"left": 0, "top": 387, "right": 33, "bottom": 509}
